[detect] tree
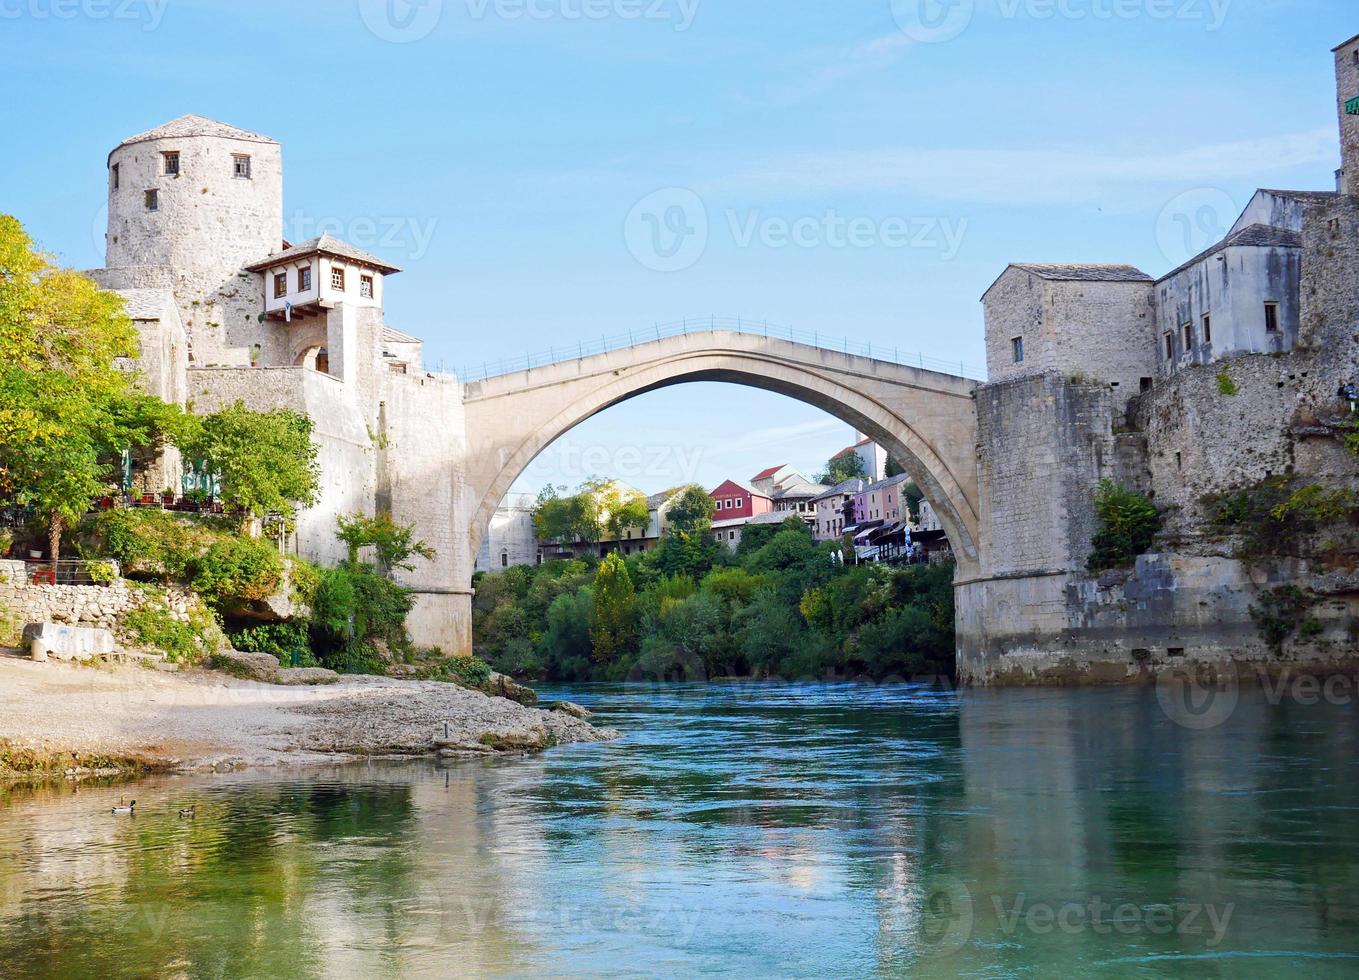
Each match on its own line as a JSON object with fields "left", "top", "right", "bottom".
{"left": 335, "top": 511, "right": 435, "bottom": 573}
{"left": 590, "top": 552, "right": 637, "bottom": 663}
{"left": 177, "top": 401, "right": 319, "bottom": 531}
{"left": 816, "top": 449, "right": 866, "bottom": 485}
{"left": 584, "top": 478, "right": 649, "bottom": 543}
{"left": 902, "top": 481, "right": 924, "bottom": 523}
{"left": 0, "top": 216, "right": 168, "bottom": 563}
{"left": 665, "top": 484, "right": 716, "bottom": 535}
{"left": 533, "top": 483, "right": 600, "bottom": 544}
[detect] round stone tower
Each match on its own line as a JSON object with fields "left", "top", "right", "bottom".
{"left": 104, "top": 115, "right": 283, "bottom": 364}
{"left": 105, "top": 114, "right": 281, "bottom": 279}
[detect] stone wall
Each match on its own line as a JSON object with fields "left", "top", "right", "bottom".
{"left": 959, "top": 195, "right": 1359, "bottom": 685}
{"left": 974, "top": 373, "right": 1114, "bottom": 578}
{"left": 0, "top": 571, "right": 139, "bottom": 634}
{"left": 378, "top": 369, "right": 473, "bottom": 652}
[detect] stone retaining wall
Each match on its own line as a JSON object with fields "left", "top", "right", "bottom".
{"left": 0, "top": 575, "right": 139, "bottom": 633}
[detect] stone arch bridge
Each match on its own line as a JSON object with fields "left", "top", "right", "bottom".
{"left": 457, "top": 330, "right": 982, "bottom": 582}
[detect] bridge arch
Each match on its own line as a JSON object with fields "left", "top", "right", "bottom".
{"left": 460, "top": 332, "right": 981, "bottom": 578}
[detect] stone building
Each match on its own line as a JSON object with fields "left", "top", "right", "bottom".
{"left": 957, "top": 36, "right": 1359, "bottom": 683}
{"left": 90, "top": 114, "right": 471, "bottom": 650}
{"left": 475, "top": 493, "right": 537, "bottom": 573}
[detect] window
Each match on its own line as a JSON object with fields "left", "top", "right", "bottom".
{"left": 331, "top": 266, "right": 346, "bottom": 291}
{"left": 298, "top": 266, "right": 312, "bottom": 291}
{"left": 1011, "top": 336, "right": 1024, "bottom": 364}
{"left": 500, "top": 552, "right": 508, "bottom": 568}
{"left": 1164, "top": 332, "right": 1174, "bottom": 360}
{"left": 1201, "top": 313, "right": 1212, "bottom": 345}
{"left": 1264, "top": 302, "right": 1280, "bottom": 333}
{"left": 1140, "top": 377, "right": 1153, "bottom": 392}
{"left": 162, "top": 151, "right": 179, "bottom": 176}
{"left": 1182, "top": 321, "right": 1194, "bottom": 350}
{"left": 111, "top": 163, "right": 119, "bottom": 189}
{"left": 360, "top": 275, "right": 374, "bottom": 299}
{"left": 144, "top": 189, "right": 158, "bottom": 211}
{"left": 233, "top": 154, "right": 252, "bottom": 179}
{"left": 273, "top": 272, "right": 287, "bottom": 299}
{"left": 728, "top": 531, "right": 736, "bottom": 541}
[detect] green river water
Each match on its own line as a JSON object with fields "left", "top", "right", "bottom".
{"left": 0, "top": 682, "right": 1357, "bottom": 978}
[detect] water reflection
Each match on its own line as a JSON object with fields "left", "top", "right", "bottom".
{"left": 1, "top": 684, "right": 1357, "bottom": 977}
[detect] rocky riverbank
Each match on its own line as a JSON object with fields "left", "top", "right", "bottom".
{"left": 0, "top": 650, "right": 618, "bottom": 779}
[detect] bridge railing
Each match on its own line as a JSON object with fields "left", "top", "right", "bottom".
{"left": 458, "top": 316, "right": 987, "bottom": 383}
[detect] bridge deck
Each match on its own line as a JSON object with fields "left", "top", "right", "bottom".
{"left": 459, "top": 316, "right": 986, "bottom": 384}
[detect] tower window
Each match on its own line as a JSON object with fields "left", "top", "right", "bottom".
{"left": 360, "top": 274, "right": 374, "bottom": 299}
{"left": 331, "top": 267, "right": 346, "bottom": 291}
{"left": 1011, "top": 336, "right": 1024, "bottom": 364}
{"left": 273, "top": 272, "right": 287, "bottom": 299}
{"left": 232, "top": 154, "right": 252, "bottom": 179}
{"left": 162, "top": 152, "right": 179, "bottom": 176}
{"left": 1201, "top": 313, "right": 1212, "bottom": 345}
{"left": 1264, "top": 302, "right": 1280, "bottom": 333}
{"left": 298, "top": 266, "right": 312, "bottom": 291}
{"left": 111, "top": 163, "right": 119, "bottom": 189}
{"left": 144, "top": 189, "right": 158, "bottom": 211}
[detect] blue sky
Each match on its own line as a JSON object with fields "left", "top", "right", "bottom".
{"left": 1, "top": 0, "right": 1353, "bottom": 495}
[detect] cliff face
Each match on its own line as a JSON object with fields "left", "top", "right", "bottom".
{"left": 958, "top": 198, "right": 1359, "bottom": 685}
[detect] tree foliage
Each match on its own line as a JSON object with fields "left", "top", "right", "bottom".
{"left": 1087, "top": 481, "right": 1161, "bottom": 572}
{"left": 664, "top": 484, "right": 716, "bottom": 535}
{"left": 590, "top": 552, "right": 637, "bottom": 664}
{"left": 816, "top": 449, "right": 866, "bottom": 485}
{"left": 335, "top": 511, "right": 434, "bottom": 572}
{"left": 0, "top": 215, "right": 170, "bottom": 562}
{"left": 177, "top": 401, "right": 318, "bottom": 528}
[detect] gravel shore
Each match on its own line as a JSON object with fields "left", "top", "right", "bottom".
{"left": 0, "top": 651, "right": 618, "bottom": 775}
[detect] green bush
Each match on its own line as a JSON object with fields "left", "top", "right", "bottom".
{"left": 189, "top": 536, "right": 284, "bottom": 613}
{"left": 435, "top": 655, "right": 493, "bottom": 689}
{"left": 1216, "top": 367, "right": 1239, "bottom": 396}
{"left": 308, "top": 563, "right": 413, "bottom": 674}
{"left": 231, "top": 622, "right": 316, "bottom": 667}
{"left": 1087, "top": 481, "right": 1161, "bottom": 572}
{"left": 121, "top": 588, "right": 221, "bottom": 663}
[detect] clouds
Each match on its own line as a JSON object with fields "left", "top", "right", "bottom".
{"left": 697, "top": 127, "right": 1336, "bottom": 207}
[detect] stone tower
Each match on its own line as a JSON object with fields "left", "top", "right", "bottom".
{"left": 102, "top": 115, "right": 283, "bottom": 364}
{"left": 1335, "top": 34, "right": 1359, "bottom": 195}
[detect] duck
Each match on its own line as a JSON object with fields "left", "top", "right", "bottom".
{"left": 111, "top": 800, "right": 136, "bottom": 815}
{"left": 178, "top": 806, "right": 196, "bottom": 819}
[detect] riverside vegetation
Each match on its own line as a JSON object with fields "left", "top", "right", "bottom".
{"left": 474, "top": 490, "right": 957, "bottom": 683}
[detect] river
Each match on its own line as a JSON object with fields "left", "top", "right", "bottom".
{"left": 1, "top": 682, "right": 1357, "bottom": 977}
